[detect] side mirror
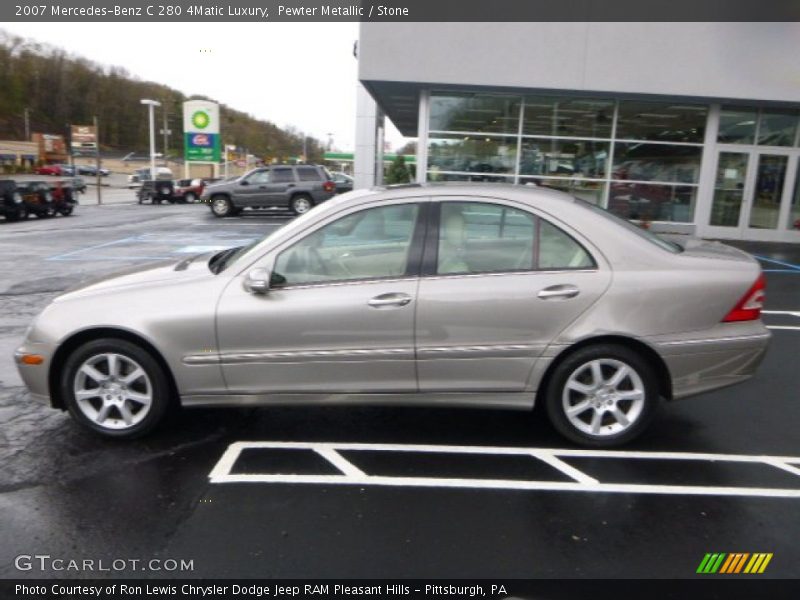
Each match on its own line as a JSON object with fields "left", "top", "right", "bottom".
{"left": 243, "top": 268, "right": 270, "bottom": 294}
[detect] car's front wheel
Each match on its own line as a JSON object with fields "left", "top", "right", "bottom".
{"left": 544, "top": 344, "right": 660, "bottom": 447}
{"left": 211, "top": 195, "right": 233, "bottom": 217}
{"left": 60, "top": 338, "right": 172, "bottom": 439}
{"left": 184, "top": 192, "right": 196, "bottom": 203}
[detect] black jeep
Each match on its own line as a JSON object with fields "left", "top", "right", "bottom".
{"left": 0, "top": 180, "right": 26, "bottom": 222}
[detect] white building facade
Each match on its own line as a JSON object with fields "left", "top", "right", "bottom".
{"left": 356, "top": 23, "right": 800, "bottom": 242}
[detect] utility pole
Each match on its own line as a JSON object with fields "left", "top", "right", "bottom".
{"left": 302, "top": 133, "right": 307, "bottom": 163}
{"left": 140, "top": 99, "right": 161, "bottom": 185}
{"left": 23, "top": 108, "right": 30, "bottom": 141}
{"left": 94, "top": 115, "right": 102, "bottom": 205}
{"left": 160, "top": 109, "right": 171, "bottom": 160}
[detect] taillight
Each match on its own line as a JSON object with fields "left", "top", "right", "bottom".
{"left": 722, "top": 273, "right": 766, "bottom": 322}
{"left": 323, "top": 181, "right": 335, "bottom": 193}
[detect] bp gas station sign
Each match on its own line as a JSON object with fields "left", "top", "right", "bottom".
{"left": 183, "top": 100, "right": 221, "bottom": 162}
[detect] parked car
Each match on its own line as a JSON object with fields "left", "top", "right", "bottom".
{"left": 201, "top": 164, "right": 336, "bottom": 217}
{"left": 16, "top": 181, "right": 57, "bottom": 218}
{"left": 173, "top": 178, "right": 205, "bottom": 203}
{"left": 35, "top": 165, "right": 62, "bottom": 176}
{"left": 77, "top": 164, "right": 110, "bottom": 176}
{"left": 48, "top": 181, "right": 79, "bottom": 216}
{"left": 0, "top": 179, "right": 26, "bottom": 221}
{"left": 70, "top": 177, "right": 88, "bottom": 194}
{"left": 14, "top": 184, "right": 770, "bottom": 444}
{"left": 128, "top": 167, "right": 173, "bottom": 188}
{"left": 331, "top": 171, "right": 354, "bottom": 194}
{"left": 137, "top": 180, "right": 175, "bottom": 204}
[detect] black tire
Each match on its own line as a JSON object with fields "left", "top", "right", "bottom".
{"left": 34, "top": 204, "right": 55, "bottom": 218}
{"left": 60, "top": 338, "right": 172, "bottom": 439}
{"left": 544, "top": 344, "right": 660, "bottom": 447}
{"left": 290, "top": 193, "right": 313, "bottom": 215}
{"left": 210, "top": 195, "right": 233, "bottom": 218}
{"left": 184, "top": 192, "right": 196, "bottom": 203}
{"left": 5, "top": 205, "right": 27, "bottom": 221}
{"left": 58, "top": 204, "right": 74, "bottom": 216}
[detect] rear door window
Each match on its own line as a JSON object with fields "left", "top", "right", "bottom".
{"left": 296, "top": 166, "right": 322, "bottom": 182}
{"left": 269, "top": 168, "right": 296, "bottom": 183}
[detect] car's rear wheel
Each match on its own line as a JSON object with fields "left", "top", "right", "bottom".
{"left": 61, "top": 338, "right": 171, "bottom": 439}
{"left": 58, "top": 204, "right": 74, "bottom": 216}
{"left": 544, "top": 344, "right": 660, "bottom": 447}
{"left": 290, "top": 194, "right": 313, "bottom": 215}
{"left": 184, "top": 192, "right": 196, "bottom": 203}
{"left": 211, "top": 195, "right": 233, "bottom": 217}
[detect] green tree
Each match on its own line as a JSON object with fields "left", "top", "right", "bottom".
{"left": 385, "top": 154, "right": 411, "bottom": 184}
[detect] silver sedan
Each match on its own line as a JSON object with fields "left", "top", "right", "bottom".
{"left": 15, "top": 184, "right": 770, "bottom": 446}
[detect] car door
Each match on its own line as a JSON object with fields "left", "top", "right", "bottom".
{"left": 215, "top": 200, "right": 427, "bottom": 394}
{"left": 415, "top": 199, "right": 611, "bottom": 392}
{"left": 263, "top": 167, "right": 297, "bottom": 206}
{"left": 236, "top": 170, "right": 271, "bottom": 206}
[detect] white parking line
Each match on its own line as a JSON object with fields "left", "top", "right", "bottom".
{"left": 208, "top": 441, "right": 800, "bottom": 498}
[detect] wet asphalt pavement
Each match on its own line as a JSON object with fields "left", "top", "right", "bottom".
{"left": 0, "top": 202, "right": 798, "bottom": 580}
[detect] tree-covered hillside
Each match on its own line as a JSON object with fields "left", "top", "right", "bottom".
{"left": 0, "top": 31, "right": 324, "bottom": 162}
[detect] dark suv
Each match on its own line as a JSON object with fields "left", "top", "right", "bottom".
{"left": 202, "top": 165, "right": 336, "bottom": 218}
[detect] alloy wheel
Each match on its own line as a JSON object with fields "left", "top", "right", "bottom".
{"left": 73, "top": 353, "right": 153, "bottom": 430}
{"left": 292, "top": 197, "right": 312, "bottom": 214}
{"left": 561, "top": 358, "right": 645, "bottom": 437}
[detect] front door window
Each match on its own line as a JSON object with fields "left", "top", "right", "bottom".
{"left": 273, "top": 203, "right": 420, "bottom": 285}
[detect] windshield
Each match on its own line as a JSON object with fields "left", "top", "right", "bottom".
{"left": 575, "top": 199, "right": 682, "bottom": 253}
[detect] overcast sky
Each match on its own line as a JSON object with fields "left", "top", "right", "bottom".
{"left": 1, "top": 22, "right": 410, "bottom": 151}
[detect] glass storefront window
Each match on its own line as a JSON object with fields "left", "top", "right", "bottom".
{"left": 616, "top": 101, "right": 707, "bottom": 143}
{"left": 612, "top": 143, "right": 702, "bottom": 184}
{"left": 427, "top": 135, "right": 517, "bottom": 180}
{"left": 788, "top": 167, "right": 800, "bottom": 231}
{"left": 519, "top": 139, "right": 608, "bottom": 179}
{"left": 520, "top": 178, "right": 607, "bottom": 206}
{"left": 522, "top": 96, "right": 614, "bottom": 138}
{"left": 607, "top": 182, "right": 697, "bottom": 223}
{"left": 710, "top": 152, "right": 748, "bottom": 227}
{"left": 757, "top": 110, "right": 799, "bottom": 147}
{"left": 430, "top": 93, "right": 521, "bottom": 135}
{"left": 718, "top": 107, "right": 757, "bottom": 144}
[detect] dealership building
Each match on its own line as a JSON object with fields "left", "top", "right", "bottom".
{"left": 354, "top": 23, "right": 800, "bottom": 242}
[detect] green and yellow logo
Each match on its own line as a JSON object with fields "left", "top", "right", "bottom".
{"left": 191, "top": 110, "right": 210, "bottom": 129}
{"left": 697, "top": 552, "right": 773, "bottom": 574}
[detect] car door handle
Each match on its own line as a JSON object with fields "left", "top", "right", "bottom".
{"left": 537, "top": 285, "right": 580, "bottom": 300}
{"left": 368, "top": 292, "right": 412, "bottom": 308}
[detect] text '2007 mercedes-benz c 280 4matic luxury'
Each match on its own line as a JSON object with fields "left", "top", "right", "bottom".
{"left": 15, "top": 184, "right": 770, "bottom": 447}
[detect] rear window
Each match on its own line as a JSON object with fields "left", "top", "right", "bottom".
{"left": 575, "top": 199, "right": 681, "bottom": 253}
{"left": 296, "top": 166, "right": 323, "bottom": 182}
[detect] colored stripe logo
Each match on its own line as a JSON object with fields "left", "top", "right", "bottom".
{"left": 697, "top": 553, "right": 773, "bottom": 574}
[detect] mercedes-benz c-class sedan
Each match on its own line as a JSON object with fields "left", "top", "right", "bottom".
{"left": 15, "top": 184, "right": 770, "bottom": 446}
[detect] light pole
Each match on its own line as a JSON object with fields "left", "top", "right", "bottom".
{"left": 140, "top": 99, "right": 161, "bottom": 182}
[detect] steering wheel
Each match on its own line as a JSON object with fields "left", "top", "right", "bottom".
{"left": 307, "top": 246, "right": 329, "bottom": 276}
{"left": 333, "top": 251, "right": 355, "bottom": 276}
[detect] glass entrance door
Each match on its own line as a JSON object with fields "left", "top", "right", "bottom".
{"left": 705, "top": 148, "right": 798, "bottom": 240}
{"left": 746, "top": 154, "right": 788, "bottom": 231}
{"left": 709, "top": 151, "right": 749, "bottom": 228}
